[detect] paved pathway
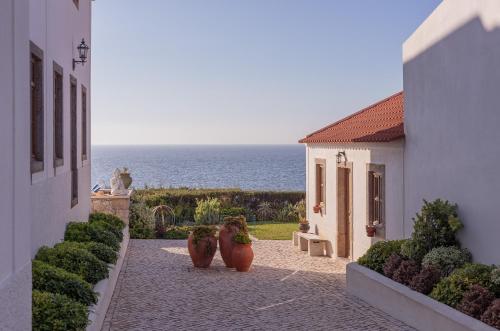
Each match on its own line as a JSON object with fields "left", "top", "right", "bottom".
{"left": 103, "top": 240, "right": 413, "bottom": 331}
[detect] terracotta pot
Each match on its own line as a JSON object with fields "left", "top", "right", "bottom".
{"left": 299, "top": 222, "right": 310, "bottom": 233}
{"left": 188, "top": 233, "right": 217, "bottom": 268}
{"left": 219, "top": 224, "right": 239, "bottom": 268}
{"left": 366, "top": 225, "right": 376, "bottom": 237}
{"left": 313, "top": 205, "right": 321, "bottom": 214}
{"left": 120, "top": 173, "right": 132, "bottom": 189}
{"left": 231, "top": 243, "right": 254, "bottom": 272}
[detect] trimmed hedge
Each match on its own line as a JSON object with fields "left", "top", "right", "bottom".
{"left": 55, "top": 241, "right": 118, "bottom": 264}
{"left": 35, "top": 244, "right": 109, "bottom": 284}
{"left": 32, "top": 290, "right": 89, "bottom": 331}
{"left": 89, "top": 212, "right": 125, "bottom": 230}
{"left": 89, "top": 220, "right": 123, "bottom": 241}
{"left": 32, "top": 260, "right": 97, "bottom": 306}
{"left": 422, "top": 246, "right": 472, "bottom": 277}
{"left": 358, "top": 240, "right": 407, "bottom": 274}
{"left": 64, "top": 222, "right": 120, "bottom": 251}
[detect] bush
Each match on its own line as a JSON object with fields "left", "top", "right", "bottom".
{"left": 32, "top": 261, "right": 97, "bottom": 306}
{"left": 401, "top": 199, "right": 462, "bottom": 262}
{"left": 256, "top": 201, "right": 275, "bottom": 221}
{"left": 275, "top": 202, "right": 299, "bottom": 223}
{"left": 481, "top": 299, "right": 500, "bottom": 329}
{"left": 35, "top": 245, "right": 109, "bottom": 284}
{"left": 162, "top": 226, "right": 192, "bottom": 239}
{"left": 54, "top": 241, "right": 118, "bottom": 264}
{"left": 130, "top": 226, "right": 155, "bottom": 239}
{"left": 64, "top": 222, "right": 120, "bottom": 251}
{"left": 194, "top": 198, "right": 221, "bottom": 225}
{"left": 89, "top": 212, "right": 125, "bottom": 230}
{"left": 392, "top": 260, "right": 421, "bottom": 285}
{"left": 220, "top": 207, "right": 246, "bottom": 218}
{"left": 457, "top": 285, "right": 495, "bottom": 319}
{"left": 383, "top": 253, "right": 404, "bottom": 279}
{"left": 422, "top": 246, "right": 472, "bottom": 277}
{"left": 32, "top": 290, "right": 89, "bottom": 331}
{"left": 358, "top": 240, "right": 407, "bottom": 274}
{"left": 430, "top": 263, "right": 495, "bottom": 308}
{"left": 491, "top": 268, "right": 500, "bottom": 295}
{"left": 409, "top": 265, "right": 442, "bottom": 295}
{"left": 87, "top": 220, "right": 123, "bottom": 241}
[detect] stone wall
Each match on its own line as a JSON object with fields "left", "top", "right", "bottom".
{"left": 91, "top": 190, "right": 132, "bottom": 225}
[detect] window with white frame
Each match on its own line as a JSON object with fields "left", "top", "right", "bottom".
{"left": 367, "top": 164, "right": 385, "bottom": 226}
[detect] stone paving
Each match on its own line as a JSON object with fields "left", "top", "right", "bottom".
{"left": 102, "top": 239, "right": 414, "bottom": 331}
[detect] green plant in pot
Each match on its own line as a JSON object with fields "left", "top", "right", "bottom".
{"left": 299, "top": 219, "right": 310, "bottom": 233}
{"left": 119, "top": 167, "right": 132, "bottom": 189}
{"left": 219, "top": 216, "right": 248, "bottom": 268}
{"left": 231, "top": 230, "right": 254, "bottom": 272}
{"left": 187, "top": 225, "right": 218, "bottom": 268}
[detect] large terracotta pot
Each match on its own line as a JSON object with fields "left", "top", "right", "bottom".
{"left": 219, "top": 224, "right": 240, "bottom": 268}
{"left": 231, "top": 243, "right": 254, "bottom": 272}
{"left": 188, "top": 234, "right": 217, "bottom": 268}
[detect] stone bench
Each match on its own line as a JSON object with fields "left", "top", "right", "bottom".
{"left": 292, "top": 231, "right": 329, "bottom": 257}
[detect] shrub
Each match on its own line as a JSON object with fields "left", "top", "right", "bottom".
{"left": 220, "top": 207, "right": 246, "bottom": 218}
{"left": 130, "top": 227, "right": 155, "bottom": 239}
{"left": 256, "top": 201, "right": 275, "bottom": 221}
{"left": 163, "top": 226, "right": 192, "bottom": 239}
{"left": 64, "top": 222, "right": 120, "bottom": 251}
{"left": 481, "top": 299, "right": 500, "bottom": 329}
{"left": 491, "top": 268, "right": 500, "bottom": 295}
{"left": 422, "top": 246, "right": 472, "bottom": 277}
{"left": 409, "top": 265, "right": 442, "bottom": 295}
{"left": 457, "top": 285, "right": 495, "bottom": 319}
{"left": 89, "top": 212, "right": 125, "bottom": 230}
{"left": 32, "top": 290, "right": 89, "bottom": 331}
{"left": 392, "top": 260, "right": 421, "bottom": 285}
{"left": 194, "top": 198, "right": 221, "bottom": 225}
{"left": 35, "top": 245, "right": 109, "bottom": 284}
{"left": 88, "top": 220, "right": 123, "bottom": 241}
{"left": 223, "top": 215, "right": 248, "bottom": 233}
{"left": 32, "top": 261, "right": 97, "bottom": 306}
{"left": 233, "top": 230, "right": 251, "bottom": 244}
{"left": 54, "top": 241, "right": 118, "bottom": 264}
{"left": 401, "top": 199, "right": 462, "bottom": 262}
{"left": 430, "top": 263, "right": 495, "bottom": 307}
{"left": 383, "top": 253, "right": 404, "bottom": 279}
{"left": 275, "top": 202, "right": 299, "bottom": 223}
{"left": 357, "top": 240, "right": 407, "bottom": 274}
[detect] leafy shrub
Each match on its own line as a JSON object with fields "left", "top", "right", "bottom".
{"left": 162, "top": 226, "right": 192, "bottom": 239}
{"left": 256, "top": 201, "right": 275, "bottom": 221}
{"left": 409, "top": 265, "right": 442, "bottom": 295}
{"left": 35, "top": 245, "right": 109, "bottom": 284}
{"left": 430, "top": 263, "right": 495, "bottom": 307}
{"left": 275, "top": 202, "right": 299, "bottom": 223}
{"left": 223, "top": 215, "right": 248, "bottom": 233}
{"left": 294, "top": 200, "right": 306, "bottom": 220}
{"left": 32, "top": 290, "right": 89, "bottom": 331}
{"left": 191, "top": 225, "right": 217, "bottom": 256}
{"left": 32, "top": 261, "right": 97, "bottom": 306}
{"left": 357, "top": 240, "right": 407, "bottom": 274}
{"left": 491, "top": 268, "right": 500, "bottom": 295}
{"left": 422, "top": 246, "right": 472, "bottom": 277}
{"left": 392, "top": 260, "right": 421, "bottom": 285}
{"left": 88, "top": 220, "right": 123, "bottom": 241}
{"left": 220, "top": 207, "right": 246, "bottom": 218}
{"left": 54, "top": 241, "right": 118, "bottom": 264}
{"left": 383, "top": 253, "right": 404, "bottom": 279}
{"left": 233, "top": 230, "right": 251, "bottom": 244}
{"left": 64, "top": 222, "right": 120, "bottom": 251}
{"left": 481, "top": 299, "right": 500, "bottom": 329}
{"left": 130, "top": 226, "right": 155, "bottom": 239}
{"left": 194, "top": 198, "right": 221, "bottom": 225}
{"left": 457, "top": 285, "right": 495, "bottom": 319}
{"left": 89, "top": 212, "right": 125, "bottom": 230}
{"left": 401, "top": 199, "right": 462, "bottom": 262}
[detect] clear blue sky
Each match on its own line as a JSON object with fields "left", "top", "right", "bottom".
{"left": 91, "top": 0, "right": 441, "bottom": 145}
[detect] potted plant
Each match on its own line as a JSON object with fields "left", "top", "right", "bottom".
{"left": 313, "top": 205, "right": 321, "bottom": 213}
{"left": 188, "top": 225, "right": 217, "bottom": 268}
{"left": 219, "top": 216, "right": 247, "bottom": 268}
{"left": 119, "top": 167, "right": 132, "bottom": 189}
{"left": 299, "top": 219, "right": 310, "bottom": 233}
{"left": 231, "top": 231, "right": 254, "bottom": 272}
{"left": 366, "top": 224, "right": 376, "bottom": 237}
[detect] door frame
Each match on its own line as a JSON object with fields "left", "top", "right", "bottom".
{"left": 336, "top": 162, "right": 353, "bottom": 259}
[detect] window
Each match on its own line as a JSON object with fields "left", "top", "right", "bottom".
{"left": 367, "top": 164, "right": 385, "bottom": 226}
{"left": 315, "top": 159, "right": 326, "bottom": 209}
{"left": 53, "top": 62, "right": 64, "bottom": 167}
{"left": 73, "top": 0, "right": 79, "bottom": 9}
{"left": 81, "top": 85, "right": 87, "bottom": 161}
{"left": 30, "top": 42, "right": 44, "bottom": 174}
{"left": 70, "top": 76, "right": 78, "bottom": 207}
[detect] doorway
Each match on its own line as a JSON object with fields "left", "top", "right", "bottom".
{"left": 336, "top": 163, "right": 352, "bottom": 258}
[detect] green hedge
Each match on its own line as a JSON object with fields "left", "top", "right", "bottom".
{"left": 89, "top": 212, "right": 125, "bottom": 230}
{"left": 54, "top": 241, "right": 118, "bottom": 264}
{"left": 32, "top": 260, "right": 97, "bottom": 306}
{"left": 32, "top": 290, "right": 89, "bottom": 331}
{"left": 358, "top": 240, "right": 407, "bottom": 274}
{"left": 64, "top": 222, "right": 120, "bottom": 251}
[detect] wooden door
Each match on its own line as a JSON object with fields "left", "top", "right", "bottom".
{"left": 337, "top": 167, "right": 351, "bottom": 258}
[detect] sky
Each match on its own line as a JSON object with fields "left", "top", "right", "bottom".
{"left": 91, "top": 0, "right": 441, "bottom": 145}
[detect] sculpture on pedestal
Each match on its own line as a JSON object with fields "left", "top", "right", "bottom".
{"left": 110, "top": 168, "right": 128, "bottom": 196}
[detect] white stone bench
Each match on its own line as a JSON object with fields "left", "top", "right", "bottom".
{"left": 292, "top": 231, "right": 329, "bottom": 257}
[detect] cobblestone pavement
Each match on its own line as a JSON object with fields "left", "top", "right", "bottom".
{"left": 102, "top": 239, "right": 414, "bottom": 331}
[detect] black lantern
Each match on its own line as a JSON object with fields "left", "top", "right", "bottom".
{"left": 336, "top": 151, "right": 347, "bottom": 164}
{"left": 73, "top": 38, "right": 89, "bottom": 70}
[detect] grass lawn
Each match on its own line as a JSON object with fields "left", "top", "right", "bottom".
{"left": 248, "top": 222, "right": 298, "bottom": 240}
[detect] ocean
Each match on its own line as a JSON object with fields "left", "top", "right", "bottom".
{"left": 91, "top": 145, "right": 305, "bottom": 191}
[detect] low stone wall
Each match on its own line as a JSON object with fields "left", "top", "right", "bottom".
{"left": 346, "top": 262, "right": 496, "bottom": 331}
{"left": 91, "top": 190, "right": 132, "bottom": 225}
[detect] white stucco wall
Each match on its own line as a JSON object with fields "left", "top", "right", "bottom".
{"left": 403, "top": 0, "right": 500, "bottom": 264}
{"left": 29, "top": 0, "right": 92, "bottom": 253}
{"left": 305, "top": 141, "right": 404, "bottom": 260}
{"left": 0, "top": 0, "right": 32, "bottom": 329}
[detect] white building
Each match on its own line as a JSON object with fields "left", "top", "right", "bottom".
{"left": 0, "top": 0, "right": 92, "bottom": 329}
{"left": 300, "top": 92, "right": 405, "bottom": 260}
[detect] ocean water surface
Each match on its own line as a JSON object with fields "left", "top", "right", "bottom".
{"left": 91, "top": 145, "right": 305, "bottom": 191}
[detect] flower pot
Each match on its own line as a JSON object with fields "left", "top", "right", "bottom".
{"left": 188, "top": 233, "right": 217, "bottom": 268}
{"left": 299, "top": 222, "right": 310, "bottom": 233}
{"left": 313, "top": 205, "right": 321, "bottom": 214}
{"left": 120, "top": 173, "right": 132, "bottom": 189}
{"left": 231, "top": 243, "right": 254, "bottom": 272}
{"left": 219, "top": 224, "right": 240, "bottom": 268}
{"left": 366, "top": 225, "right": 376, "bottom": 237}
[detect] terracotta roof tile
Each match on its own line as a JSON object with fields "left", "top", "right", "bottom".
{"left": 299, "top": 91, "right": 404, "bottom": 144}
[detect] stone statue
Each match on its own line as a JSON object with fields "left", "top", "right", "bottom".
{"left": 110, "top": 168, "right": 128, "bottom": 196}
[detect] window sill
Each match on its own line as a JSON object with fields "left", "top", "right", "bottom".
{"left": 54, "top": 158, "right": 64, "bottom": 168}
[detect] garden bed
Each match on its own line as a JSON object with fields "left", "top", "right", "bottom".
{"left": 347, "top": 262, "right": 496, "bottom": 331}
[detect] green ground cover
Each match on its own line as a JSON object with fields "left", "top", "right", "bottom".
{"left": 248, "top": 222, "right": 297, "bottom": 240}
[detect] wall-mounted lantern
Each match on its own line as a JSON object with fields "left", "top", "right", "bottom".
{"left": 336, "top": 151, "right": 347, "bottom": 164}
{"left": 73, "top": 38, "right": 89, "bottom": 70}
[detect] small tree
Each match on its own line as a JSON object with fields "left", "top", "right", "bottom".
{"left": 194, "top": 198, "right": 221, "bottom": 225}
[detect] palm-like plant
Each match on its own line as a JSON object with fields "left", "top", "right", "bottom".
{"left": 256, "top": 201, "right": 275, "bottom": 221}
